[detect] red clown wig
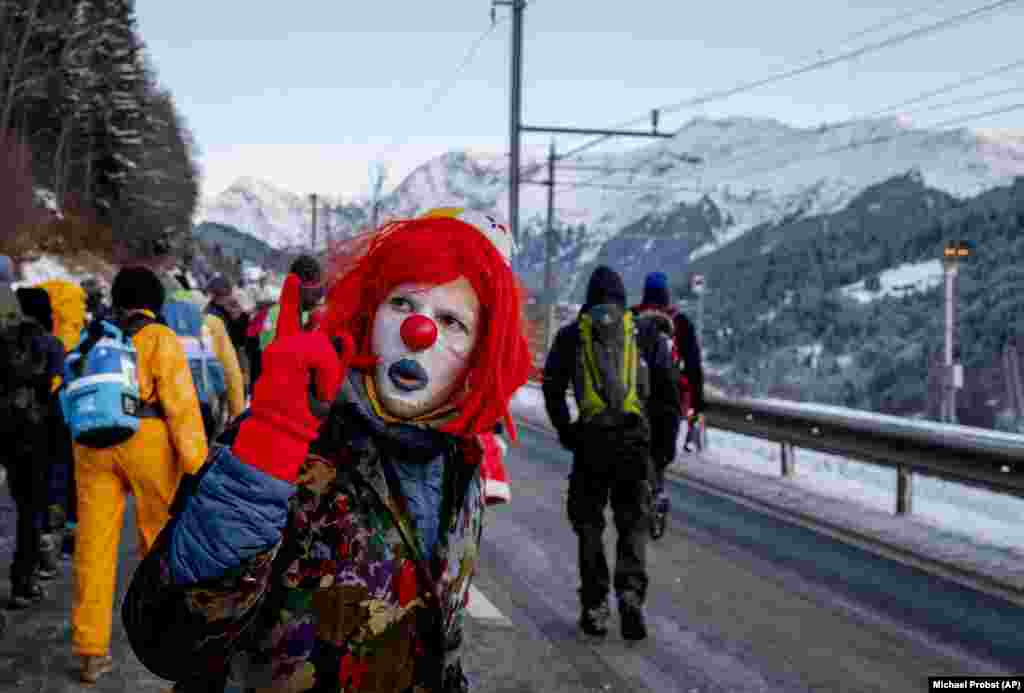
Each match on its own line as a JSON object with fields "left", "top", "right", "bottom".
{"left": 320, "top": 215, "right": 533, "bottom": 441}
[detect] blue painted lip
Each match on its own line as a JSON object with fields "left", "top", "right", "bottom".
{"left": 389, "top": 359, "right": 429, "bottom": 392}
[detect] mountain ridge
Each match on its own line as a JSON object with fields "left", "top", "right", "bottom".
{"left": 197, "top": 115, "right": 1024, "bottom": 300}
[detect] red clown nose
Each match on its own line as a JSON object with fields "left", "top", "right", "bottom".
{"left": 401, "top": 314, "right": 438, "bottom": 351}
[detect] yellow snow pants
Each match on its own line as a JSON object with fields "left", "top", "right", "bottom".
{"left": 71, "top": 420, "right": 183, "bottom": 657}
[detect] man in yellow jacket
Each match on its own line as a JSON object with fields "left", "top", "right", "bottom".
{"left": 71, "top": 267, "right": 209, "bottom": 684}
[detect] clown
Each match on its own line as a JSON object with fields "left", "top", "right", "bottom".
{"left": 123, "top": 209, "right": 532, "bottom": 693}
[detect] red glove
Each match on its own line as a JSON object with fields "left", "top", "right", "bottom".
{"left": 233, "top": 332, "right": 346, "bottom": 482}
{"left": 274, "top": 274, "right": 303, "bottom": 340}
{"left": 233, "top": 274, "right": 353, "bottom": 482}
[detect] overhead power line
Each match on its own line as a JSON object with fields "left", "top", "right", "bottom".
{"left": 660, "top": 0, "right": 1023, "bottom": 122}
{"left": 901, "top": 84, "right": 1024, "bottom": 117}
{"left": 787, "top": 0, "right": 965, "bottom": 65}
{"left": 868, "top": 56, "right": 1024, "bottom": 116}
{"left": 727, "top": 102, "right": 1024, "bottom": 182}
{"left": 516, "top": 104, "right": 1024, "bottom": 206}
{"left": 564, "top": 0, "right": 1023, "bottom": 192}
{"left": 500, "top": 72, "right": 1024, "bottom": 193}
{"left": 423, "top": 17, "right": 507, "bottom": 116}
{"left": 377, "top": 16, "right": 506, "bottom": 166}
{"left": 703, "top": 57, "right": 1024, "bottom": 176}
{"left": 556, "top": 0, "right": 1022, "bottom": 167}
{"left": 521, "top": 179, "right": 702, "bottom": 193}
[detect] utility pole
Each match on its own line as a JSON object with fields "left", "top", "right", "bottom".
{"left": 941, "top": 242, "right": 969, "bottom": 423}
{"left": 493, "top": 0, "right": 524, "bottom": 248}
{"left": 324, "top": 205, "right": 332, "bottom": 250}
{"left": 519, "top": 115, "right": 676, "bottom": 352}
{"left": 310, "top": 193, "right": 318, "bottom": 252}
{"left": 1003, "top": 338, "right": 1024, "bottom": 422}
{"left": 543, "top": 139, "right": 556, "bottom": 352}
{"left": 492, "top": 0, "right": 700, "bottom": 341}
{"left": 692, "top": 273, "right": 706, "bottom": 350}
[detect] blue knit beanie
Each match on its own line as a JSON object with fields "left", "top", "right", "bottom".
{"left": 642, "top": 272, "right": 671, "bottom": 306}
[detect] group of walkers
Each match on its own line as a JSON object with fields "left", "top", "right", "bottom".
{"left": 0, "top": 214, "right": 701, "bottom": 692}
{"left": 0, "top": 246, "right": 328, "bottom": 684}
{"left": 543, "top": 266, "right": 704, "bottom": 641}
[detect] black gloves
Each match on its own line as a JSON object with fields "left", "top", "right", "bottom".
{"left": 558, "top": 423, "right": 579, "bottom": 453}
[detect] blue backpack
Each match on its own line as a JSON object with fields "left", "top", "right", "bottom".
{"left": 161, "top": 299, "right": 227, "bottom": 407}
{"left": 61, "top": 314, "right": 161, "bottom": 448}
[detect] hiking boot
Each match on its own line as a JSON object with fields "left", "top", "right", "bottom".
{"left": 8, "top": 579, "right": 45, "bottom": 609}
{"left": 650, "top": 491, "right": 669, "bottom": 540}
{"left": 80, "top": 655, "right": 114, "bottom": 684}
{"left": 618, "top": 592, "right": 647, "bottom": 641}
{"left": 61, "top": 530, "right": 75, "bottom": 560}
{"left": 48, "top": 504, "right": 67, "bottom": 532}
{"left": 578, "top": 602, "right": 610, "bottom": 637}
{"left": 37, "top": 534, "right": 59, "bottom": 580}
{"left": 35, "top": 565, "right": 57, "bottom": 582}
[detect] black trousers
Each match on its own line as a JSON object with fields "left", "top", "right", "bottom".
{"left": 567, "top": 426, "right": 651, "bottom": 608}
{"left": 648, "top": 410, "right": 681, "bottom": 494}
{"left": 48, "top": 404, "right": 76, "bottom": 526}
{"left": 4, "top": 426, "right": 50, "bottom": 586}
{"left": 651, "top": 457, "right": 672, "bottom": 495}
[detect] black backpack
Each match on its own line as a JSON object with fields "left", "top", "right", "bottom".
{"left": 0, "top": 286, "right": 48, "bottom": 438}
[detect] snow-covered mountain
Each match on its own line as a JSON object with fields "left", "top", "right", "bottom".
{"left": 197, "top": 116, "right": 1024, "bottom": 298}
{"left": 198, "top": 176, "right": 353, "bottom": 252}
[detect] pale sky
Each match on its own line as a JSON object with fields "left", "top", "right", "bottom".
{"left": 135, "top": 0, "right": 1024, "bottom": 201}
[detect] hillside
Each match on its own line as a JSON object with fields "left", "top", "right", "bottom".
{"left": 691, "top": 174, "right": 1024, "bottom": 429}
{"left": 193, "top": 222, "right": 279, "bottom": 267}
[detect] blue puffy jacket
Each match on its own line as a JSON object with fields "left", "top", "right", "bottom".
{"left": 167, "top": 444, "right": 294, "bottom": 585}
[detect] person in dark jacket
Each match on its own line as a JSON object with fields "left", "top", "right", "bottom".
{"left": 633, "top": 272, "right": 704, "bottom": 417}
{"left": 15, "top": 288, "right": 68, "bottom": 580}
{"left": 542, "top": 265, "right": 675, "bottom": 641}
{"left": 205, "top": 275, "right": 242, "bottom": 340}
{"left": 204, "top": 275, "right": 251, "bottom": 390}
{"left": 8, "top": 285, "right": 65, "bottom": 606}
{"left": 630, "top": 272, "right": 692, "bottom": 539}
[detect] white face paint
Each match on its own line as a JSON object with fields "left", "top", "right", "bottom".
{"left": 371, "top": 277, "right": 481, "bottom": 419}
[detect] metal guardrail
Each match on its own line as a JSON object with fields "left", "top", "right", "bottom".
{"left": 703, "top": 391, "right": 1024, "bottom": 514}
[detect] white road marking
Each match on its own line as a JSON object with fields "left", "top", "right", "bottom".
{"left": 467, "top": 585, "right": 512, "bottom": 625}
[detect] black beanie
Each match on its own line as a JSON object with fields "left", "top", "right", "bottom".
{"left": 112, "top": 266, "right": 166, "bottom": 314}
{"left": 16, "top": 288, "right": 54, "bottom": 333}
{"left": 289, "top": 255, "right": 321, "bottom": 283}
{"left": 584, "top": 265, "right": 627, "bottom": 311}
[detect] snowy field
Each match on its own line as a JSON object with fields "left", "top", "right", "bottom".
{"left": 840, "top": 258, "right": 944, "bottom": 304}
{"left": 510, "top": 386, "right": 1024, "bottom": 553}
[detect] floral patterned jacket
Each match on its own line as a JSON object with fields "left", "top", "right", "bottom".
{"left": 123, "top": 374, "right": 485, "bottom": 693}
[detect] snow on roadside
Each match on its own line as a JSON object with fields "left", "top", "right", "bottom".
{"left": 707, "top": 428, "right": 1024, "bottom": 551}
{"left": 509, "top": 385, "right": 1024, "bottom": 553}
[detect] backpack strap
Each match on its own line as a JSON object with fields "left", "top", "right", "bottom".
{"left": 120, "top": 311, "right": 159, "bottom": 340}
{"left": 119, "top": 312, "right": 164, "bottom": 418}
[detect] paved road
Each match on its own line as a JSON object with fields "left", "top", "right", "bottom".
{"left": 466, "top": 425, "right": 1023, "bottom": 693}
{"left": 0, "top": 425, "right": 1020, "bottom": 692}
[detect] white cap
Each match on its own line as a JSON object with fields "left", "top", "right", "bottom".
{"left": 419, "top": 207, "right": 515, "bottom": 266}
